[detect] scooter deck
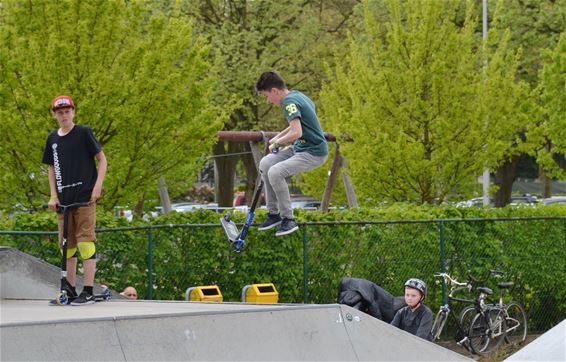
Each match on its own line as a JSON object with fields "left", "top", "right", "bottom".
{"left": 48, "top": 290, "right": 112, "bottom": 306}
{"left": 220, "top": 216, "right": 240, "bottom": 243}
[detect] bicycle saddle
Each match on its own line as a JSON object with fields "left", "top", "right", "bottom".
{"left": 497, "top": 282, "right": 514, "bottom": 289}
{"left": 477, "top": 287, "right": 493, "bottom": 295}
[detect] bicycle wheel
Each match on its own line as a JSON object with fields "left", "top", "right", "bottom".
{"left": 456, "top": 306, "right": 477, "bottom": 347}
{"left": 505, "top": 302, "right": 527, "bottom": 344}
{"left": 458, "top": 306, "right": 477, "bottom": 331}
{"left": 431, "top": 309, "right": 448, "bottom": 340}
{"left": 468, "top": 308, "right": 507, "bottom": 355}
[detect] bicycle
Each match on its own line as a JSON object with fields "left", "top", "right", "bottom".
{"left": 431, "top": 272, "right": 507, "bottom": 355}
{"left": 431, "top": 273, "right": 477, "bottom": 351}
{"left": 487, "top": 272, "right": 528, "bottom": 346}
{"left": 466, "top": 284, "right": 507, "bottom": 355}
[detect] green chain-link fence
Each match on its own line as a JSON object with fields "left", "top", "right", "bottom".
{"left": 1, "top": 217, "right": 565, "bottom": 336}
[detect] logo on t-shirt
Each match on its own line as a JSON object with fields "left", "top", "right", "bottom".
{"left": 285, "top": 103, "right": 298, "bottom": 117}
{"left": 52, "top": 143, "right": 83, "bottom": 193}
{"left": 52, "top": 144, "right": 64, "bottom": 193}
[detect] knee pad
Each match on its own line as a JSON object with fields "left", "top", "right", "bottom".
{"left": 77, "top": 241, "right": 97, "bottom": 260}
{"left": 63, "top": 247, "right": 77, "bottom": 259}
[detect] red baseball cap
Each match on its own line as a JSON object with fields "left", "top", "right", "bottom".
{"left": 51, "top": 95, "right": 75, "bottom": 110}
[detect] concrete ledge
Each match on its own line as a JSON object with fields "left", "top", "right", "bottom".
{"left": 1, "top": 300, "right": 471, "bottom": 361}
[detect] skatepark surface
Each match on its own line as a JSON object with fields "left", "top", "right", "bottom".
{"left": 1, "top": 246, "right": 473, "bottom": 361}
{"left": 504, "top": 319, "right": 565, "bottom": 362}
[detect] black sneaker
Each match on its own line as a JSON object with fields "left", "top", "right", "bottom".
{"left": 275, "top": 218, "right": 299, "bottom": 236}
{"left": 71, "top": 291, "right": 95, "bottom": 306}
{"left": 258, "top": 213, "right": 282, "bottom": 231}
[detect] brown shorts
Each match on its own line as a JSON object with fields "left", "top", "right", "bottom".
{"left": 57, "top": 203, "right": 97, "bottom": 248}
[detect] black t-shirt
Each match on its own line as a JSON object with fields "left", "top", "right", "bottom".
{"left": 391, "top": 304, "right": 434, "bottom": 341}
{"left": 42, "top": 125, "right": 102, "bottom": 204}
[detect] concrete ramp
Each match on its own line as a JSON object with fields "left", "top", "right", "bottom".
{"left": 505, "top": 319, "right": 565, "bottom": 361}
{"left": 0, "top": 246, "right": 109, "bottom": 298}
{"left": 0, "top": 247, "right": 471, "bottom": 361}
{"left": 1, "top": 300, "right": 470, "bottom": 361}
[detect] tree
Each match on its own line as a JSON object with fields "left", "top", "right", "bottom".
{"left": 490, "top": 0, "right": 565, "bottom": 201}
{"left": 319, "top": 0, "right": 529, "bottom": 205}
{"left": 528, "top": 33, "right": 566, "bottom": 181}
{"left": 181, "top": 0, "right": 357, "bottom": 206}
{"left": 0, "top": 0, "right": 230, "bottom": 211}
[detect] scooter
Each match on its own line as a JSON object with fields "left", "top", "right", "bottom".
{"left": 220, "top": 145, "right": 279, "bottom": 252}
{"left": 48, "top": 202, "right": 111, "bottom": 305}
{"left": 221, "top": 179, "right": 265, "bottom": 253}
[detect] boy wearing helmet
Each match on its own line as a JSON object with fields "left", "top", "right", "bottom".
{"left": 42, "top": 95, "right": 107, "bottom": 305}
{"left": 390, "top": 278, "right": 433, "bottom": 341}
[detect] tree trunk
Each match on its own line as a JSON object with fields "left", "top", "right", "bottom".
{"left": 213, "top": 141, "right": 240, "bottom": 207}
{"left": 133, "top": 193, "right": 145, "bottom": 218}
{"left": 494, "top": 155, "right": 522, "bottom": 207}
{"left": 241, "top": 142, "right": 262, "bottom": 207}
{"left": 541, "top": 141, "right": 553, "bottom": 198}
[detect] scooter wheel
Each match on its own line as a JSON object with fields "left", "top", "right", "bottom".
{"left": 102, "top": 288, "right": 112, "bottom": 300}
{"left": 233, "top": 240, "right": 244, "bottom": 253}
{"left": 57, "top": 291, "right": 69, "bottom": 305}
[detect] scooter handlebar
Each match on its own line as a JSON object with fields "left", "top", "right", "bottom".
{"left": 43, "top": 201, "right": 92, "bottom": 213}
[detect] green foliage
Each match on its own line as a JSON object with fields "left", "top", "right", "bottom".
{"left": 182, "top": 0, "right": 355, "bottom": 131}
{"left": 527, "top": 32, "right": 566, "bottom": 179}
{"left": 493, "top": 0, "right": 566, "bottom": 84}
{"left": 181, "top": 0, "right": 357, "bottom": 204}
{"left": 2, "top": 204, "right": 565, "bottom": 331}
{"left": 319, "top": 0, "right": 532, "bottom": 205}
{"left": 0, "top": 0, "right": 231, "bottom": 211}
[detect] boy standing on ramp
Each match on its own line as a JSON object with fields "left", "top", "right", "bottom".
{"left": 255, "top": 71, "right": 328, "bottom": 236}
{"left": 43, "top": 95, "right": 107, "bottom": 305}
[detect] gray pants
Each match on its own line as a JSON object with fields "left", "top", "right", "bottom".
{"left": 259, "top": 146, "right": 328, "bottom": 219}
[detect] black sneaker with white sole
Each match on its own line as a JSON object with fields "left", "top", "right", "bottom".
{"left": 275, "top": 218, "right": 299, "bottom": 236}
{"left": 71, "top": 291, "right": 95, "bottom": 305}
{"left": 258, "top": 213, "right": 282, "bottom": 231}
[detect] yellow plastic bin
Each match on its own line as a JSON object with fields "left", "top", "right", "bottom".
{"left": 241, "top": 283, "right": 278, "bottom": 303}
{"left": 185, "top": 285, "right": 223, "bottom": 302}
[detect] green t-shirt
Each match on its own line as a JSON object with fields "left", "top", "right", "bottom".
{"left": 281, "top": 90, "right": 328, "bottom": 156}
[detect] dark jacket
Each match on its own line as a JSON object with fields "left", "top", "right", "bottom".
{"left": 337, "top": 277, "right": 406, "bottom": 323}
{"left": 390, "top": 304, "right": 434, "bottom": 341}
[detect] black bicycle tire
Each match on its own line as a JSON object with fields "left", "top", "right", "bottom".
{"left": 504, "top": 301, "right": 527, "bottom": 344}
{"left": 458, "top": 305, "right": 477, "bottom": 330}
{"left": 457, "top": 305, "right": 477, "bottom": 349}
{"left": 468, "top": 308, "right": 507, "bottom": 355}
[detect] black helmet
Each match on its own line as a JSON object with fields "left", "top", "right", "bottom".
{"left": 405, "top": 278, "right": 427, "bottom": 296}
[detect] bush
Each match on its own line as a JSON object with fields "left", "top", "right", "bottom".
{"left": 1, "top": 203, "right": 564, "bottom": 332}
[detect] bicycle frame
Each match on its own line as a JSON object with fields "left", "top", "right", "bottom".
{"left": 432, "top": 273, "right": 476, "bottom": 347}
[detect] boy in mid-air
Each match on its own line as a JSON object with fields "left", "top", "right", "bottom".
{"left": 255, "top": 71, "right": 328, "bottom": 236}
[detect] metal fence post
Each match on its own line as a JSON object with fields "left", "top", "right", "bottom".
{"left": 147, "top": 228, "right": 153, "bottom": 300}
{"left": 303, "top": 225, "right": 309, "bottom": 304}
{"left": 440, "top": 220, "right": 446, "bottom": 305}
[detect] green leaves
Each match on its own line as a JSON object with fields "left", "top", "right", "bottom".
{"left": 319, "top": 0, "right": 532, "bottom": 205}
{"left": 530, "top": 32, "right": 566, "bottom": 179}
{"left": 0, "top": 0, "right": 230, "bottom": 211}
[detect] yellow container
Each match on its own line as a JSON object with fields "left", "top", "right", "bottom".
{"left": 185, "top": 285, "right": 223, "bottom": 302}
{"left": 242, "top": 283, "right": 278, "bottom": 303}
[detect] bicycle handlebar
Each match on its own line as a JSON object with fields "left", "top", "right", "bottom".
{"left": 468, "top": 269, "right": 507, "bottom": 285}
{"left": 434, "top": 272, "right": 469, "bottom": 287}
